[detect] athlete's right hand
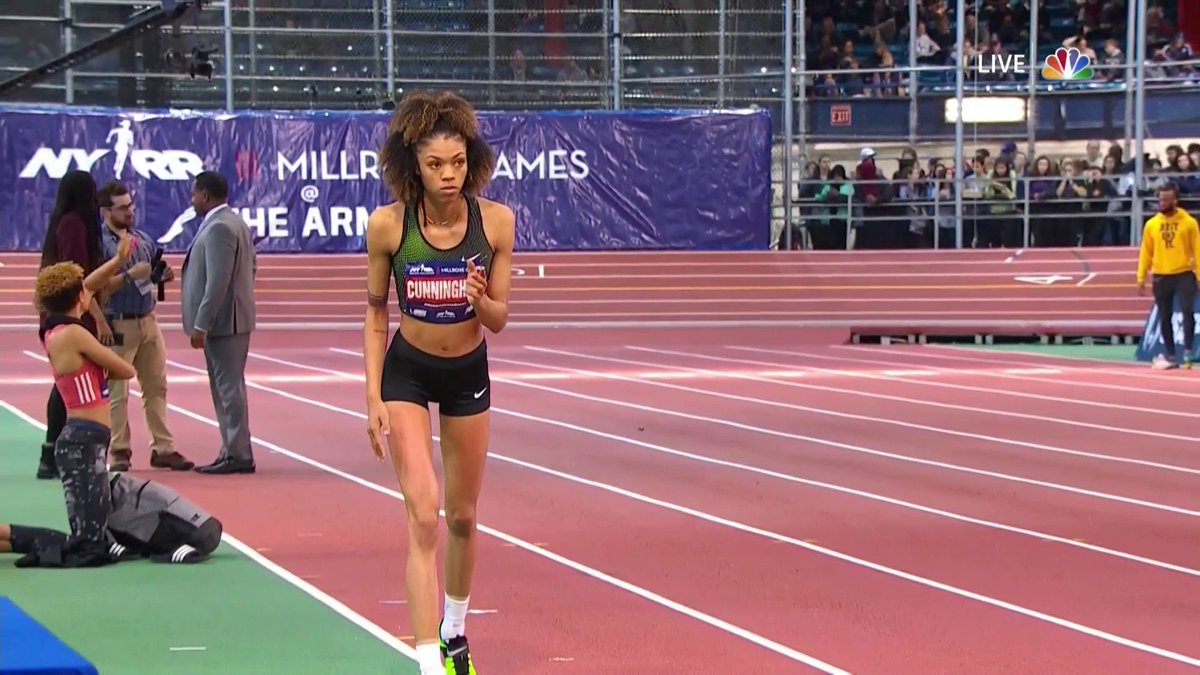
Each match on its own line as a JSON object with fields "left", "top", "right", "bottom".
{"left": 367, "top": 399, "right": 390, "bottom": 460}
{"left": 116, "top": 231, "right": 133, "bottom": 261}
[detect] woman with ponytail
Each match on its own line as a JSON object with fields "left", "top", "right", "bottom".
{"left": 362, "top": 91, "right": 515, "bottom": 675}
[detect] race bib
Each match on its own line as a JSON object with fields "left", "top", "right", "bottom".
{"left": 404, "top": 260, "right": 476, "bottom": 323}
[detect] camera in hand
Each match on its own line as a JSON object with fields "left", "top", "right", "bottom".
{"left": 150, "top": 248, "right": 168, "bottom": 301}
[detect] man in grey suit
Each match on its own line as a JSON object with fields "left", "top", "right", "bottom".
{"left": 181, "top": 171, "right": 257, "bottom": 475}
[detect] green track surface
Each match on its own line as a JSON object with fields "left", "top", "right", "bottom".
{"left": 972, "top": 343, "right": 1138, "bottom": 362}
{"left": 0, "top": 406, "right": 415, "bottom": 675}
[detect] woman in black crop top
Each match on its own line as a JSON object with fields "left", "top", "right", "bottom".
{"left": 363, "top": 91, "right": 515, "bottom": 675}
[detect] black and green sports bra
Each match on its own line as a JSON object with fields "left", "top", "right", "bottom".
{"left": 391, "top": 195, "right": 494, "bottom": 324}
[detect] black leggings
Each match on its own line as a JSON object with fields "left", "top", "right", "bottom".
{"left": 9, "top": 525, "right": 66, "bottom": 554}
{"left": 1154, "top": 271, "right": 1198, "bottom": 357}
{"left": 42, "top": 386, "right": 67, "bottom": 462}
{"left": 56, "top": 418, "right": 113, "bottom": 557}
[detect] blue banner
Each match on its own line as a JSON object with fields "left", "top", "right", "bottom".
{"left": 1135, "top": 295, "right": 1200, "bottom": 361}
{"left": 0, "top": 105, "right": 771, "bottom": 253}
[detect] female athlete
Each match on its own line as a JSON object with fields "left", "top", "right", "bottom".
{"left": 35, "top": 234, "right": 135, "bottom": 566}
{"left": 363, "top": 91, "right": 514, "bottom": 675}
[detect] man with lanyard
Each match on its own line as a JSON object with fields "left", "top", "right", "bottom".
{"left": 97, "top": 181, "right": 194, "bottom": 471}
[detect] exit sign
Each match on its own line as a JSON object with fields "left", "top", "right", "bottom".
{"left": 831, "top": 104, "right": 852, "bottom": 126}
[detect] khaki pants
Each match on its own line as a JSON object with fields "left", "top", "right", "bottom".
{"left": 108, "top": 314, "right": 174, "bottom": 456}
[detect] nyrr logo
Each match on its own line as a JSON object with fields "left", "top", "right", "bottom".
{"left": 19, "top": 148, "right": 204, "bottom": 181}
{"left": 17, "top": 120, "right": 204, "bottom": 181}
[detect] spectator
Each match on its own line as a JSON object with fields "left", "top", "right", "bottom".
{"left": 838, "top": 40, "right": 864, "bottom": 96}
{"left": 817, "top": 16, "right": 843, "bottom": 50}
{"left": 858, "top": 0, "right": 893, "bottom": 43}
{"left": 930, "top": 163, "right": 957, "bottom": 248}
{"left": 813, "top": 164, "right": 854, "bottom": 250}
{"left": 557, "top": 58, "right": 587, "bottom": 82}
{"left": 1082, "top": 164, "right": 1117, "bottom": 246}
{"left": 954, "top": 40, "right": 980, "bottom": 74}
{"left": 1145, "top": 6, "right": 1175, "bottom": 48}
{"left": 1101, "top": 153, "right": 1130, "bottom": 246}
{"left": 1165, "top": 35, "right": 1197, "bottom": 75}
{"left": 929, "top": 13, "right": 954, "bottom": 51}
{"left": 982, "top": 35, "right": 1016, "bottom": 81}
{"left": 854, "top": 147, "right": 896, "bottom": 248}
{"left": 996, "top": 13, "right": 1021, "bottom": 44}
{"left": 1100, "top": 39, "right": 1125, "bottom": 81}
{"left": 1108, "top": 143, "right": 1127, "bottom": 173}
{"left": 961, "top": 155, "right": 988, "bottom": 247}
{"left": 1055, "top": 160, "right": 1088, "bottom": 246}
{"left": 781, "top": 161, "right": 821, "bottom": 250}
{"left": 1063, "top": 34, "right": 1098, "bottom": 62}
{"left": 964, "top": 11, "right": 989, "bottom": 47}
{"left": 914, "top": 21, "right": 944, "bottom": 64}
{"left": 895, "top": 162, "right": 930, "bottom": 246}
{"left": 997, "top": 141, "right": 1017, "bottom": 162}
{"left": 1026, "top": 155, "right": 1058, "bottom": 246}
{"left": 36, "top": 170, "right": 110, "bottom": 480}
{"left": 1166, "top": 144, "right": 1185, "bottom": 168}
{"left": 95, "top": 181, "right": 193, "bottom": 473}
{"left": 797, "top": 156, "right": 834, "bottom": 222}
{"left": 1012, "top": 151, "right": 1028, "bottom": 176}
{"left": 984, "top": 158, "right": 1019, "bottom": 247}
{"left": 869, "top": 41, "right": 900, "bottom": 96}
{"left": 507, "top": 50, "right": 528, "bottom": 81}
{"left": 1172, "top": 153, "right": 1200, "bottom": 210}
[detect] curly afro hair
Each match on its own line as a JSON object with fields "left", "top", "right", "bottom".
{"left": 34, "top": 261, "right": 86, "bottom": 314}
{"left": 379, "top": 91, "right": 495, "bottom": 205}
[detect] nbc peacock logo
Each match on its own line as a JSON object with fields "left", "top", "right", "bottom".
{"left": 1041, "top": 47, "right": 1094, "bottom": 80}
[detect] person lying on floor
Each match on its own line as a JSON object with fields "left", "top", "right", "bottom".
{"left": 0, "top": 473, "right": 223, "bottom": 568}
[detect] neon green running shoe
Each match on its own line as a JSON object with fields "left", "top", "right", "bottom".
{"left": 439, "top": 624, "right": 477, "bottom": 675}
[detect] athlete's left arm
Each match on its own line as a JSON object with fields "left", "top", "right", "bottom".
{"left": 474, "top": 203, "right": 515, "bottom": 333}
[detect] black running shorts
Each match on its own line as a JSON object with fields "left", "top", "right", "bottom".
{"left": 380, "top": 331, "right": 491, "bottom": 416}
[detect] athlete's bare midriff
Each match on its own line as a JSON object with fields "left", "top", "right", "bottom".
{"left": 398, "top": 314, "right": 483, "bottom": 357}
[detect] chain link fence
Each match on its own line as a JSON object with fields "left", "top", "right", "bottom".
{"left": 2, "top": 1, "right": 792, "bottom": 112}
{"left": 620, "top": 0, "right": 779, "bottom": 110}
{"left": 229, "top": 2, "right": 388, "bottom": 110}
{"left": 0, "top": 2, "right": 65, "bottom": 104}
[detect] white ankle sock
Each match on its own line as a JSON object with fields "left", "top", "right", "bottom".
{"left": 416, "top": 642, "right": 442, "bottom": 675}
{"left": 440, "top": 594, "right": 470, "bottom": 641}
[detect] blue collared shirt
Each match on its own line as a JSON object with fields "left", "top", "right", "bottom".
{"left": 100, "top": 225, "right": 157, "bottom": 316}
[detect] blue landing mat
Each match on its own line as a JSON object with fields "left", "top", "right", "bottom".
{"left": 0, "top": 597, "right": 97, "bottom": 675}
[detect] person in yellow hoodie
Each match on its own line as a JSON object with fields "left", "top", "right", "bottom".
{"left": 1137, "top": 183, "right": 1200, "bottom": 369}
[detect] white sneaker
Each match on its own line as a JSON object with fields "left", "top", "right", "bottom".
{"left": 1152, "top": 354, "right": 1178, "bottom": 370}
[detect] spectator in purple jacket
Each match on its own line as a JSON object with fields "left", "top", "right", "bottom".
{"left": 36, "top": 170, "right": 111, "bottom": 480}
{"left": 1025, "top": 156, "right": 1059, "bottom": 247}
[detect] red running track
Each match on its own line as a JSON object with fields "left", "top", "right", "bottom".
{"left": 0, "top": 247, "right": 1148, "bottom": 330}
{"left": 2, "top": 328, "right": 1198, "bottom": 673}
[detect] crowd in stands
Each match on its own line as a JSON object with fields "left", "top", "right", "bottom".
{"left": 806, "top": 0, "right": 1194, "bottom": 97}
{"left": 4, "top": 0, "right": 1194, "bottom": 109}
{"left": 784, "top": 140, "right": 1200, "bottom": 250}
